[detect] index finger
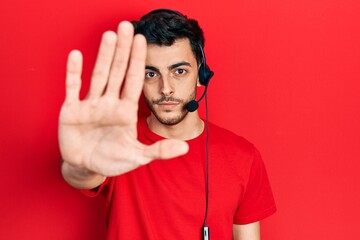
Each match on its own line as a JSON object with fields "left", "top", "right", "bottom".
{"left": 120, "top": 34, "right": 147, "bottom": 103}
{"left": 65, "top": 50, "right": 83, "bottom": 104}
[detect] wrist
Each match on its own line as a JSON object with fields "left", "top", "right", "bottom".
{"left": 61, "top": 160, "right": 106, "bottom": 189}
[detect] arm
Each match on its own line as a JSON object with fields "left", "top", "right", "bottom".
{"left": 59, "top": 21, "right": 188, "bottom": 189}
{"left": 233, "top": 222, "right": 260, "bottom": 240}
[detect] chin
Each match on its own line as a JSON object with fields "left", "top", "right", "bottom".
{"left": 153, "top": 110, "right": 189, "bottom": 126}
{"left": 145, "top": 96, "right": 193, "bottom": 126}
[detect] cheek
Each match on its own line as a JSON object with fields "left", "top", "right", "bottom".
{"left": 142, "top": 83, "right": 156, "bottom": 99}
{"left": 142, "top": 89, "right": 152, "bottom": 104}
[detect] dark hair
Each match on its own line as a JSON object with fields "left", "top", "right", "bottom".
{"left": 132, "top": 9, "right": 205, "bottom": 64}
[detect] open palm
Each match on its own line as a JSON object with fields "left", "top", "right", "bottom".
{"left": 59, "top": 22, "right": 188, "bottom": 177}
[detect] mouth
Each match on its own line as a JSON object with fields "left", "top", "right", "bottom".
{"left": 154, "top": 97, "right": 182, "bottom": 108}
{"left": 157, "top": 101, "right": 179, "bottom": 109}
{"left": 158, "top": 101, "right": 179, "bottom": 105}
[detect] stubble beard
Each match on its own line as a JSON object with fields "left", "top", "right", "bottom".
{"left": 145, "top": 91, "right": 196, "bottom": 126}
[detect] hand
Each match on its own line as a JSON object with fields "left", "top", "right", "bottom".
{"left": 59, "top": 21, "right": 189, "bottom": 177}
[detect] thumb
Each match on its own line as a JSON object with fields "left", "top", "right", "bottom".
{"left": 144, "top": 139, "right": 189, "bottom": 160}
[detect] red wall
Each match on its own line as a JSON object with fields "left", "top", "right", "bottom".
{"left": 1, "top": 0, "right": 360, "bottom": 239}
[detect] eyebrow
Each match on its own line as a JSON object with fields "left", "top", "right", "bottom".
{"left": 169, "top": 61, "right": 191, "bottom": 70}
{"left": 145, "top": 66, "right": 159, "bottom": 72}
{"left": 145, "top": 61, "right": 192, "bottom": 72}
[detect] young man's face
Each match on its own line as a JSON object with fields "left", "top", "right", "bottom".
{"left": 143, "top": 38, "right": 199, "bottom": 125}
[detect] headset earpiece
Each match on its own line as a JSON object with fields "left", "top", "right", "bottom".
{"left": 198, "top": 43, "right": 214, "bottom": 87}
{"left": 199, "top": 63, "right": 214, "bottom": 86}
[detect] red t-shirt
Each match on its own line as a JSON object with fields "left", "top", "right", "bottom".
{"left": 82, "top": 118, "right": 276, "bottom": 239}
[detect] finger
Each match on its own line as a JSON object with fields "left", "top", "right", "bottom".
{"left": 87, "top": 31, "right": 117, "bottom": 99}
{"left": 65, "top": 50, "right": 83, "bottom": 104}
{"left": 143, "top": 139, "right": 189, "bottom": 160}
{"left": 120, "top": 34, "right": 147, "bottom": 102}
{"left": 106, "top": 21, "right": 134, "bottom": 97}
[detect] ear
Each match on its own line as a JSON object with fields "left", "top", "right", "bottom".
{"left": 196, "top": 63, "right": 202, "bottom": 87}
{"left": 197, "top": 76, "right": 202, "bottom": 87}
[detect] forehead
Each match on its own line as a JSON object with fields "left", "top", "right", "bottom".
{"left": 146, "top": 38, "right": 197, "bottom": 66}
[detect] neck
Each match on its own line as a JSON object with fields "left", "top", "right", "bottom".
{"left": 146, "top": 113, "right": 204, "bottom": 140}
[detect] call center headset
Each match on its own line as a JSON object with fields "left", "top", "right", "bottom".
{"left": 146, "top": 9, "right": 214, "bottom": 240}
{"left": 186, "top": 45, "right": 214, "bottom": 112}
{"left": 146, "top": 9, "right": 214, "bottom": 112}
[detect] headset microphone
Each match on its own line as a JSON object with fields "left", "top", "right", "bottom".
{"left": 185, "top": 46, "right": 214, "bottom": 112}
{"left": 186, "top": 84, "right": 209, "bottom": 112}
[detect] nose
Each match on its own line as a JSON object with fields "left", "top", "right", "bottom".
{"left": 160, "top": 75, "right": 174, "bottom": 96}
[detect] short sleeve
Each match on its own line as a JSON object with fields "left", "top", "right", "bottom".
{"left": 80, "top": 177, "right": 111, "bottom": 197}
{"left": 233, "top": 147, "right": 277, "bottom": 224}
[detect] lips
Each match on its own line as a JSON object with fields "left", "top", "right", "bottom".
{"left": 157, "top": 101, "right": 179, "bottom": 110}
{"left": 158, "top": 102, "right": 179, "bottom": 105}
{"left": 153, "top": 96, "right": 182, "bottom": 104}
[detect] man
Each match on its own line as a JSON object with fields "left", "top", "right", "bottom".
{"left": 59, "top": 9, "right": 276, "bottom": 240}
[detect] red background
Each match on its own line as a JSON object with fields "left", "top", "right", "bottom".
{"left": 1, "top": 0, "right": 360, "bottom": 239}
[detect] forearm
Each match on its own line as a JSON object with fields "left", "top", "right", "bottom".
{"left": 61, "top": 161, "right": 106, "bottom": 189}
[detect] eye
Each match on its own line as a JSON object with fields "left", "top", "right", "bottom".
{"left": 145, "top": 71, "right": 158, "bottom": 79}
{"left": 175, "top": 69, "right": 187, "bottom": 75}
